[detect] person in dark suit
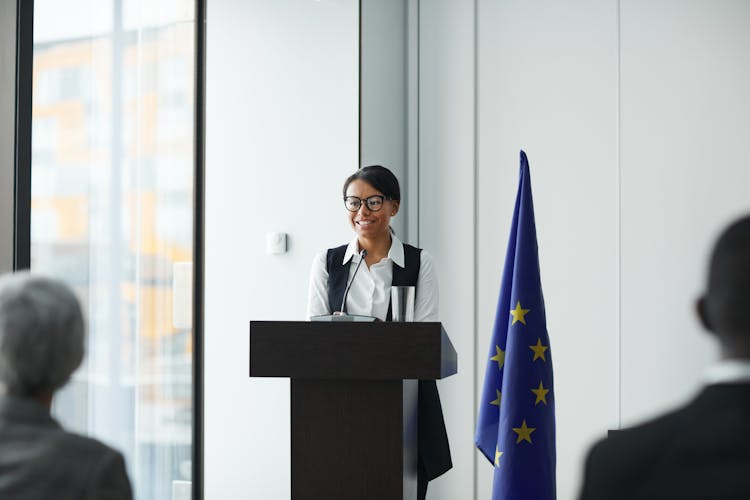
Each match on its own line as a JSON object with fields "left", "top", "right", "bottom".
{"left": 578, "top": 214, "right": 750, "bottom": 500}
{"left": 0, "top": 272, "right": 133, "bottom": 500}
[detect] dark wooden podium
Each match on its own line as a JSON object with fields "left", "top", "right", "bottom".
{"left": 249, "top": 321, "right": 457, "bottom": 500}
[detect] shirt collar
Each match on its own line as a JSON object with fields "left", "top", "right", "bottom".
{"left": 342, "top": 233, "right": 405, "bottom": 268}
{"left": 704, "top": 358, "right": 750, "bottom": 385}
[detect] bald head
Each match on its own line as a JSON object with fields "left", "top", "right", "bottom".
{"left": 699, "top": 215, "right": 750, "bottom": 356}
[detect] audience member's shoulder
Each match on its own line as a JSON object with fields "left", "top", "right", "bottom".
{"left": 55, "top": 428, "right": 124, "bottom": 460}
{"left": 630, "top": 401, "right": 691, "bottom": 431}
{"left": 580, "top": 407, "right": 688, "bottom": 500}
{"left": 586, "top": 403, "right": 689, "bottom": 475}
{"left": 56, "top": 430, "right": 132, "bottom": 498}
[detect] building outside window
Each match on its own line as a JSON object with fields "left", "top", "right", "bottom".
{"left": 30, "top": 1, "right": 197, "bottom": 498}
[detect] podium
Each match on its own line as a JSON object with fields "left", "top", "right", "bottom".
{"left": 249, "top": 321, "right": 457, "bottom": 500}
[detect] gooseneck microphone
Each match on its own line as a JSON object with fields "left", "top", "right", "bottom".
{"left": 339, "top": 248, "right": 367, "bottom": 314}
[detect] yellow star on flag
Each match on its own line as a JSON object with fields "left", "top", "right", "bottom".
{"left": 531, "top": 380, "right": 550, "bottom": 405}
{"left": 490, "top": 389, "right": 502, "bottom": 407}
{"left": 490, "top": 345, "right": 505, "bottom": 370}
{"left": 529, "top": 338, "right": 549, "bottom": 362}
{"left": 512, "top": 420, "right": 536, "bottom": 444}
{"left": 510, "top": 301, "right": 530, "bottom": 325}
{"left": 494, "top": 447, "right": 503, "bottom": 466}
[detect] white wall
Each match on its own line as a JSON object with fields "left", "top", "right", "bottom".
{"left": 471, "top": 1, "right": 750, "bottom": 499}
{"left": 619, "top": 0, "right": 750, "bottom": 425}
{"left": 204, "top": 1, "right": 750, "bottom": 499}
{"left": 360, "top": 0, "right": 408, "bottom": 238}
{"left": 475, "top": 2, "right": 618, "bottom": 499}
{"left": 419, "top": 1, "right": 476, "bottom": 499}
{"left": 204, "top": 0, "right": 358, "bottom": 497}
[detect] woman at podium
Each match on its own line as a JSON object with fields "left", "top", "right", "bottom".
{"left": 306, "top": 165, "right": 452, "bottom": 500}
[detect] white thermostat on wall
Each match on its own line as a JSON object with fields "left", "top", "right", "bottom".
{"left": 266, "top": 232, "right": 288, "bottom": 254}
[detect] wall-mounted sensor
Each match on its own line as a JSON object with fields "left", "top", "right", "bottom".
{"left": 266, "top": 232, "right": 287, "bottom": 254}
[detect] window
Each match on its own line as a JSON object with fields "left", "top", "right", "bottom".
{"left": 30, "top": 1, "right": 197, "bottom": 498}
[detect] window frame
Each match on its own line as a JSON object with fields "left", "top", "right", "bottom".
{"left": 7, "top": 1, "right": 206, "bottom": 498}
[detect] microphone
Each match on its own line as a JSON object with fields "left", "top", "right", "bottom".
{"left": 338, "top": 248, "right": 367, "bottom": 315}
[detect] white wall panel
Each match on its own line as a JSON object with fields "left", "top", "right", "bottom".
{"left": 204, "top": 0, "right": 358, "bottom": 498}
{"left": 619, "top": 0, "right": 750, "bottom": 425}
{"left": 476, "top": 2, "right": 619, "bottom": 500}
{"left": 419, "top": 1, "right": 476, "bottom": 499}
{"left": 360, "top": 0, "right": 408, "bottom": 238}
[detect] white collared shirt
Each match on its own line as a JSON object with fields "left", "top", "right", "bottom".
{"left": 306, "top": 234, "right": 439, "bottom": 322}
{"left": 703, "top": 359, "right": 750, "bottom": 385}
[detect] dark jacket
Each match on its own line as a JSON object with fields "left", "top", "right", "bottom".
{"left": 0, "top": 395, "right": 133, "bottom": 500}
{"left": 579, "top": 384, "right": 750, "bottom": 500}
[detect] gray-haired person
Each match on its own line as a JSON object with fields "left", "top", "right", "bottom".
{"left": 0, "top": 272, "right": 133, "bottom": 500}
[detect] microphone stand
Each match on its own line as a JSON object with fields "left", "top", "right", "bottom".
{"left": 334, "top": 248, "right": 367, "bottom": 315}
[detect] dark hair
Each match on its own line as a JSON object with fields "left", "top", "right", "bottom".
{"left": 342, "top": 165, "right": 401, "bottom": 201}
{"left": 705, "top": 215, "right": 750, "bottom": 334}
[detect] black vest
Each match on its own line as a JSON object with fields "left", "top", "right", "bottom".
{"left": 326, "top": 243, "right": 421, "bottom": 317}
{"left": 324, "top": 242, "right": 453, "bottom": 485}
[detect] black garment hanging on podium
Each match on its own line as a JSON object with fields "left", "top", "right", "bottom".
{"left": 326, "top": 243, "right": 453, "bottom": 499}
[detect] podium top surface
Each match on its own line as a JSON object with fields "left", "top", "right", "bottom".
{"left": 249, "top": 321, "right": 457, "bottom": 380}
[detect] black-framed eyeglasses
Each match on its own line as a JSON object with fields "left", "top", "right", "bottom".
{"left": 343, "top": 195, "right": 389, "bottom": 212}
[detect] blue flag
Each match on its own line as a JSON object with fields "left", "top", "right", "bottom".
{"left": 475, "top": 151, "right": 556, "bottom": 499}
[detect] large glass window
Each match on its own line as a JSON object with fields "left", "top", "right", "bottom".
{"left": 30, "top": 1, "right": 196, "bottom": 499}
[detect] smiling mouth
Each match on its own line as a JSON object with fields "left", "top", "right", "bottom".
{"left": 356, "top": 220, "right": 374, "bottom": 226}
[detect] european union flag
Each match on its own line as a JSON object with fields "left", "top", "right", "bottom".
{"left": 475, "top": 151, "right": 556, "bottom": 499}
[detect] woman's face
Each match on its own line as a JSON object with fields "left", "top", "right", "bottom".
{"left": 345, "top": 179, "right": 399, "bottom": 241}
